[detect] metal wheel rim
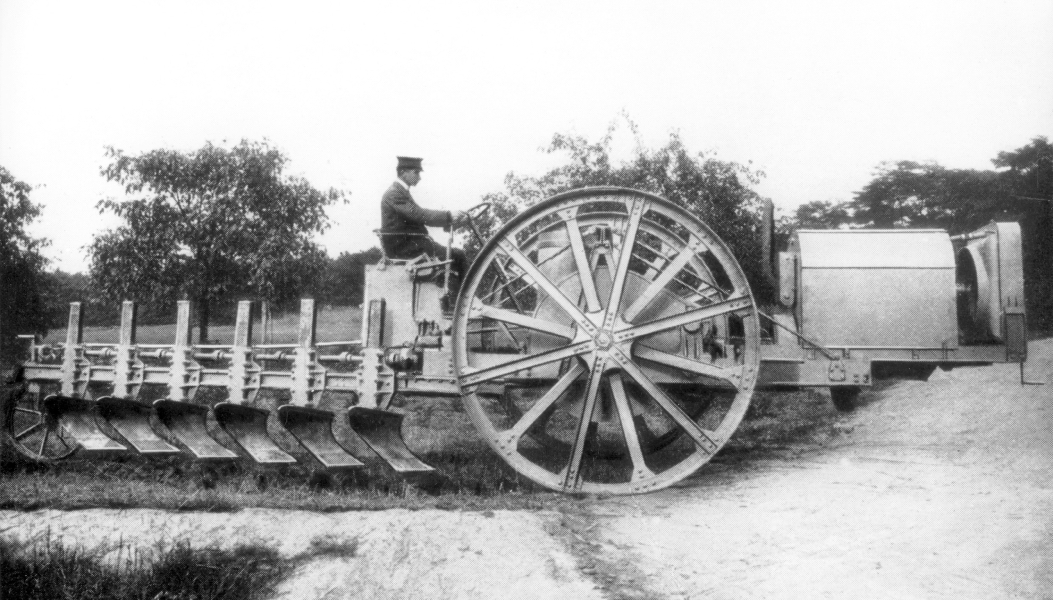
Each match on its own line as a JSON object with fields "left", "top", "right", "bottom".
{"left": 453, "top": 187, "right": 760, "bottom": 494}
{"left": 488, "top": 211, "right": 719, "bottom": 458}
{"left": 3, "top": 387, "right": 78, "bottom": 462}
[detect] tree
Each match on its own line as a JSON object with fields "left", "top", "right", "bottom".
{"left": 316, "top": 247, "right": 383, "bottom": 307}
{"left": 992, "top": 136, "right": 1053, "bottom": 331}
{"left": 790, "top": 200, "right": 855, "bottom": 230}
{"left": 994, "top": 136, "right": 1053, "bottom": 199}
{"left": 42, "top": 270, "right": 120, "bottom": 328}
{"left": 846, "top": 160, "right": 1004, "bottom": 231}
{"left": 790, "top": 137, "right": 1052, "bottom": 331}
{"left": 471, "top": 116, "right": 773, "bottom": 298}
{"left": 0, "top": 166, "right": 50, "bottom": 363}
{"left": 90, "top": 141, "right": 346, "bottom": 342}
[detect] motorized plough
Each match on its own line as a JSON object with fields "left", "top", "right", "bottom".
{"left": 3, "top": 187, "right": 1037, "bottom": 494}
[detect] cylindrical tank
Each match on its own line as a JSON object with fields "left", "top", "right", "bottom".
{"left": 789, "top": 229, "right": 958, "bottom": 348}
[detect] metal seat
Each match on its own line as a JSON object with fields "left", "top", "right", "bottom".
{"left": 373, "top": 230, "right": 452, "bottom": 281}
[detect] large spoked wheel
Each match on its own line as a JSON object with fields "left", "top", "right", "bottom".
{"left": 453, "top": 188, "right": 760, "bottom": 494}
{"left": 2, "top": 383, "right": 78, "bottom": 462}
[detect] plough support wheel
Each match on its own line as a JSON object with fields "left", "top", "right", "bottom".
{"left": 97, "top": 397, "right": 179, "bottom": 454}
{"left": 347, "top": 407, "right": 434, "bottom": 473}
{"left": 42, "top": 395, "right": 127, "bottom": 452}
{"left": 153, "top": 400, "right": 238, "bottom": 460}
{"left": 2, "top": 383, "right": 78, "bottom": 462}
{"left": 277, "top": 405, "right": 364, "bottom": 469}
{"left": 213, "top": 403, "right": 297, "bottom": 464}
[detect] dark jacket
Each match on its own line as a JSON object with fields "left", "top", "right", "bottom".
{"left": 380, "top": 182, "right": 451, "bottom": 258}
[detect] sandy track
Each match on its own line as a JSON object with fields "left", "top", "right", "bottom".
{"left": 590, "top": 340, "right": 1053, "bottom": 599}
{"left": 1, "top": 508, "right": 601, "bottom": 600}
{"left": 3, "top": 339, "right": 1050, "bottom": 599}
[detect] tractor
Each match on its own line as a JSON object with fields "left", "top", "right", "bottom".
{"left": 2, "top": 187, "right": 1036, "bottom": 494}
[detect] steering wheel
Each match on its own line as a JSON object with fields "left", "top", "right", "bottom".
{"left": 463, "top": 202, "right": 491, "bottom": 244}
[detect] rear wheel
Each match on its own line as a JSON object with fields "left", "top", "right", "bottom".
{"left": 453, "top": 188, "right": 760, "bottom": 494}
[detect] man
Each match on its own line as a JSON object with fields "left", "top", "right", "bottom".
{"left": 379, "top": 156, "right": 468, "bottom": 294}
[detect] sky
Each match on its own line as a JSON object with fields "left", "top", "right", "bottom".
{"left": 2, "top": 0, "right": 1051, "bottom": 273}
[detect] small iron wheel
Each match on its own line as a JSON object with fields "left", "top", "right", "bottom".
{"left": 2, "top": 383, "right": 78, "bottom": 462}
{"left": 453, "top": 187, "right": 760, "bottom": 494}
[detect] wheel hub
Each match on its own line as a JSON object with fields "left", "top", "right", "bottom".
{"left": 585, "top": 312, "right": 628, "bottom": 355}
{"left": 594, "top": 332, "right": 613, "bottom": 350}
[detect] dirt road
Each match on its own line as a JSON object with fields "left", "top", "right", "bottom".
{"left": 4, "top": 339, "right": 1051, "bottom": 599}
{"left": 588, "top": 339, "right": 1053, "bottom": 599}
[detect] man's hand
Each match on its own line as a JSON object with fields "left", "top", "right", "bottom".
{"left": 452, "top": 210, "right": 469, "bottom": 228}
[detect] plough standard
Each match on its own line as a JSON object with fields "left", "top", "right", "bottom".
{"left": 2, "top": 187, "right": 1035, "bottom": 494}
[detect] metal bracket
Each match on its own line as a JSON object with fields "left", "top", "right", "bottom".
{"left": 1020, "top": 361, "right": 1045, "bottom": 386}
{"left": 169, "top": 301, "right": 200, "bottom": 402}
{"left": 828, "top": 361, "right": 847, "bottom": 382}
{"left": 228, "top": 301, "right": 261, "bottom": 404}
{"left": 112, "top": 301, "right": 144, "bottom": 400}
{"left": 291, "top": 299, "right": 327, "bottom": 407}
{"left": 60, "top": 303, "right": 90, "bottom": 398}
{"left": 758, "top": 310, "right": 837, "bottom": 360}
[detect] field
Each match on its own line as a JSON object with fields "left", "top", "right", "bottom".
{"left": 0, "top": 384, "right": 841, "bottom": 512}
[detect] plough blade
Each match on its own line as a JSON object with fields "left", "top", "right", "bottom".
{"left": 153, "top": 400, "right": 238, "bottom": 460}
{"left": 42, "top": 395, "right": 127, "bottom": 452}
{"left": 278, "top": 405, "right": 364, "bottom": 469}
{"left": 96, "top": 397, "right": 179, "bottom": 455}
{"left": 347, "top": 407, "right": 434, "bottom": 473}
{"left": 212, "top": 403, "right": 297, "bottom": 465}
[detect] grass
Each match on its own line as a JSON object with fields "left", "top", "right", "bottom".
{"left": 0, "top": 387, "right": 843, "bottom": 511}
{"left": 0, "top": 394, "right": 569, "bottom": 511}
{"left": 1, "top": 536, "right": 290, "bottom": 600}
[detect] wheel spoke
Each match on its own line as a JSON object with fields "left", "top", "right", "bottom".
{"left": 38, "top": 426, "right": 51, "bottom": 456}
{"left": 497, "top": 239, "right": 596, "bottom": 335}
{"left": 470, "top": 304, "right": 576, "bottom": 339}
{"left": 614, "top": 296, "right": 752, "bottom": 343}
{"left": 609, "top": 347, "right": 719, "bottom": 454}
{"left": 633, "top": 345, "right": 742, "bottom": 388}
{"left": 563, "top": 353, "right": 607, "bottom": 491}
{"left": 57, "top": 427, "right": 72, "bottom": 448}
{"left": 460, "top": 341, "right": 594, "bottom": 387}
{"left": 622, "top": 236, "right": 703, "bottom": 322}
{"left": 604, "top": 198, "right": 648, "bottom": 329}
{"left": 15, "top": 407, "right": 40, "bottom": 415}
{"left": 505, "top": 363, "right": 586, "bottom": 441}
{"left": 15, "top": 421, "right": 45, "bottom": 440}
{"left": 608, "top": 373, "right": 655, "bottom": 481}
{"left": 563, "top": 213, "right": 602, "bottom": 312}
